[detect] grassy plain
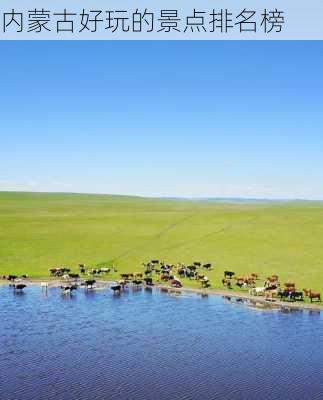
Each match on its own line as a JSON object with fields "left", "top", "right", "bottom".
{"left": 0, "top": 192, "right": 322, "bottom": 294}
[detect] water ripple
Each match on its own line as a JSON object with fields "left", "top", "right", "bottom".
{"left": 0, "top": 285, "right": 322, "bottom": 400}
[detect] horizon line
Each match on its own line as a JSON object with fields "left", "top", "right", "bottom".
{"left": 1, "top": 190, "right": 323, "bottom": 202}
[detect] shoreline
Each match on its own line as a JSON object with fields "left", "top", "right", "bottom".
{"left": 1, "top": 278, "right": 322, "bottom": 312}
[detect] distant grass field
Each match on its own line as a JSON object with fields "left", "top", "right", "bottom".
{"left": 0, "top": 192, "right": 323, "bottom": 294}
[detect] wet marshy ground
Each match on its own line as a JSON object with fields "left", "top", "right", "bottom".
{"left": 0, "top": 285, "right": 322, "bottom": 400}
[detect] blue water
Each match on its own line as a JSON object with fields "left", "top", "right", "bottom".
{"left": 0, "top": 285, "right": 322, "bottom": 400}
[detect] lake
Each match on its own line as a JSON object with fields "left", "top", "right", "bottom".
{"left": 0, "top": 285, "right": 322, "bottom": 400}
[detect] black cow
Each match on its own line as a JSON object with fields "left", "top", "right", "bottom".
{"left": 14, "top": 284, "right": 26, "bottom": 292}
{"left": 279, "top": 290, "right": 303, "bottom": 302}
{"left": 187, "top": 270, "right": 196, "bottom": 279}
{"left": 110, "top": 285, "right": 121, "bottom": 294}
{"left": 144, "top": 277, "right": 153, "bottom": 286}
{"left": 290, "top": 291, "right": 303, "bottom": 301}
{"left": 279, "top": 290, "right": 297, "bottom": 301}
{"left": 60, "top": 285, "right": 77, "bottom": 294}
{"left": 69, "top": 273, "right": 80, "bottom": 279}
{"left": 85, "top": 279, "right": 96, "bottom": 289}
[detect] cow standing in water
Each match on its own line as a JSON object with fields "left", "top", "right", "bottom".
{"left": 60, "top": 285, "right": 77, "bottom": 295}
{"left": 13, "top": 284, "right": 26, "bottom": 293}
{"left": 85, "top": 279, "right": 96, "bottom": 289}
{"left": 110, "top": 284, "right": 122, "bottom": 294}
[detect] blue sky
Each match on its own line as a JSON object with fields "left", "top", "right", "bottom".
{"left": 1, "top": 41, "right": 322, "bottom": 199}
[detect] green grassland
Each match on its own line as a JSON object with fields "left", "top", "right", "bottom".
{"left": 0, "top": 191, "right": 323, "bottom": 294}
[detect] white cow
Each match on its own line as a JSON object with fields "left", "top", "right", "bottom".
{"left": 249, "top": 287, "right": 265, "bottom": 296}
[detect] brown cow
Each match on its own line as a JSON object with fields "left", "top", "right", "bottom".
{"left": 222, "top": 278, "right": 232, "bottom": 288}
{"left": 303, "top": 289, "right": 321, "bottom": 302}
{"left": 284, "top": 283, "right": 296, "bottom": 289}
{"left": 170, "top": 279, "right": 182, "bottom": 288}
{"left": 266, "top": 276, "right": 278, "bottom": 284}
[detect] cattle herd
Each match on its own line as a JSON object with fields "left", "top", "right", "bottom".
{"left": 142, "top": 260, "right": 212, "bottom": 288}
{"left": 1, "top": 261, "right": 321, "bottom": 304}
{"left": 221, "top": 271, "right": 321, "bottom": 303}
{"left": 48, "top": 265, "right": 115, "bottom": 278}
